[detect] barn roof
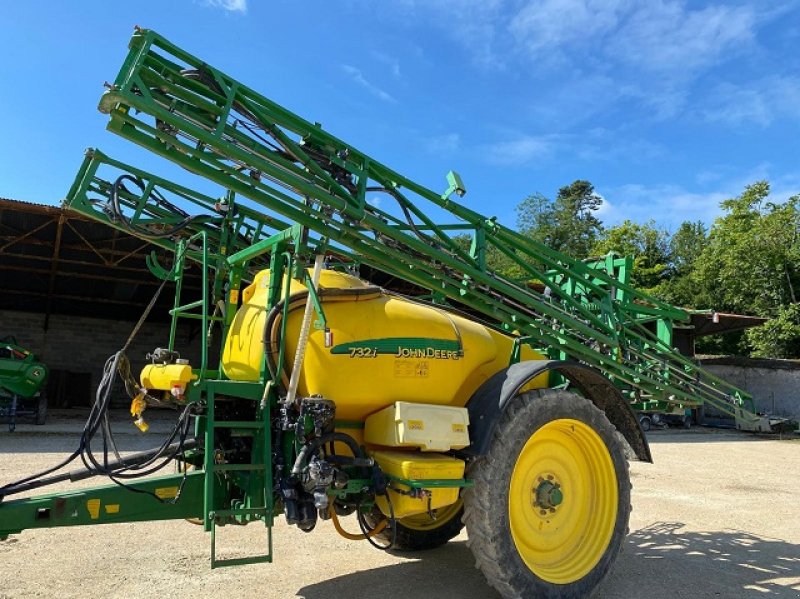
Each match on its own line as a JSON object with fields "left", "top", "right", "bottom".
{"left": 0, "top": 198, "right": 201, "bottom": 324}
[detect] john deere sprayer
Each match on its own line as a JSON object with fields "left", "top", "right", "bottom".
{"left": 0, "top": 28, "right": 772, "bottom": 598}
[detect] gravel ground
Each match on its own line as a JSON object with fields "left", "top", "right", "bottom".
{"left": 0, "top": 412, "right": 798, "bottom": 598}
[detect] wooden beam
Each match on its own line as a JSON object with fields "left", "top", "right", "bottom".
{"left": 2, "top": 288, "right": 169, "bottom": 309}
{"left": 0, "top": 251, "right": 203, "bottom": 279}
{"left": 0, "top": 262, "right": 202, "bottom": 289}
{"left": 0, "top": 219, "right": 53, "bottom": 253}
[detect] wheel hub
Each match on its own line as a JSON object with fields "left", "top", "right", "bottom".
{"left": 535, "top": 479, "right": 563, "bottom": 509}
{"left": 531, "top": 474, "right": 563, "bottom": 515}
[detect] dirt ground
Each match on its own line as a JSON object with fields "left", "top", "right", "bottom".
{"left": 0, "top": 412, "right": 798, "bottom": 598}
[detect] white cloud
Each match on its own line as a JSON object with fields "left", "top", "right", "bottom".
{"left": 393, "top": 0, "right": 510, "bottom": 68}
{"left": 606, "top": 2, "right": 757, "bottom": 76}
{"left": 483, "top": 135, "right": 558, "bottom": 166}
{"left": 406, "top": 1, "right": 760, "bottom": 79}
{"left": 510, "top": 0, "right": 629, "bottom": 58}
{"left": 602, "top": 183, "right": 730, "bottom": 227}
{"left": 574, "top": 131, "right": 664, "bottom": 164}
{"left": 424, "top": 133, "right": 461, "bottom": 155}
{"left": 341, "top": 65, "right": 396, "bottom": 103}
{"left": 695, "top": 169, "right": 724, "bottom": 185}
{"left": 204, "top": 0, "right": 247, "bottom": 13}
{"left": 391, "top": 0, "right": 781, "bottom": 123}
{"left": 702, "top": 77, "right": 800, "bottom": 126}
{"left": 595, "top": 192, "right": 612, "bottom": 216}
{"left": 372, "top": 52, "right": 402, "bottom": 79}
{"left": 482, "top": 127, "right": 663, "bottom": 167}
{"left": 506, "top": 0, "right": 761, "bottom": 84}
{"left": 602, "top": 165, "right": 800, "bottom": 228}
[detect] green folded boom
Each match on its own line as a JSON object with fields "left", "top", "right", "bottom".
{"left": 66, "top": 27, "right": 755, "bottom": 419}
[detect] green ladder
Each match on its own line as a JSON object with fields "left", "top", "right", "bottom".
{"left": 166, "top": 232, "right": 275, "bottom": 567}
{"left": 203, "top": 381, "right": 274, "bottom": 568}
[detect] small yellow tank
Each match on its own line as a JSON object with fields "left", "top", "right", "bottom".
{"left": 222, "top": 269, "right": 546, "bottom": 420}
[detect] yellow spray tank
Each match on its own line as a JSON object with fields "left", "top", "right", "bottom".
{"left": 222, "top": 269, "right": 547, "bottom": 421}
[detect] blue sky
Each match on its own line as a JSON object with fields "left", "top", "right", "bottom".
{"left": 1, "top": 0, "right": 798, "bottom": 231}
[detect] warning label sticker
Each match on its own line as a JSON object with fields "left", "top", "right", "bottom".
{"left": 393, "top": 360, "right": 430, "bottom": 378}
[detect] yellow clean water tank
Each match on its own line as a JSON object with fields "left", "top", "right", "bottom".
{"left": 364, "top": 402, "right": 470, "bottom": 452}
{"left": 222, "top": 269, "right": 547, "bottom": 421}
{"left": 371, "top": 450, "right": 465, "bottom": 519}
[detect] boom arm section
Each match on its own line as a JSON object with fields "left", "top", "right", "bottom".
{"left": 69, "top": 27, "right": 757, "bottom": 419}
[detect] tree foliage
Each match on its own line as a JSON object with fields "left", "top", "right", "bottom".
{"left": 516, "top": 180, "right": 603, "bottom": 259}
{"left": 590, "top": 220, "right": 670, "bottom": 293}
{"left": 508, "top": 178, "right": 800, "bottom": 358}
{"left": 692, "top": 182, "right": 800, "bottom": 317}
{"left": 677, "top": 183, "right": 800, "bottom": 357}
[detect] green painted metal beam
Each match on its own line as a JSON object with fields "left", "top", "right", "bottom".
{"left": 0, "top": 471, "right": 204, "bottom": 538}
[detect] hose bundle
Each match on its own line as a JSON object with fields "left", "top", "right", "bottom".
{"left": 0, "top": 350, "right": 196, "bottom": 502}
{"left": 0, "top": 251, "right": 196, "bottom": 503}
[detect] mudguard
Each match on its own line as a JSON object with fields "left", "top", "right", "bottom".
{"left": 464, "top": 360, "right": 652, "bottom": 462}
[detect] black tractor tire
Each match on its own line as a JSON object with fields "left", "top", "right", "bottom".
{"left": 639, "top": 415, "right": 651, "bottom": 432}
{"left": 370, "top": 500, "right": 465, "bottom": 551}
{"left": 463, "top": 388, "right": 631, "bottom": 599}
{"left": 35, "top": 394, "right": 48, "bottom": 426}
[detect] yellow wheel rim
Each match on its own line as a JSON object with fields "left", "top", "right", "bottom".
{"left": 400, "top": 498, "right": 463, "bottom": 532}
{"left": 509, "top": 419, "right": 618, "bottom": 584}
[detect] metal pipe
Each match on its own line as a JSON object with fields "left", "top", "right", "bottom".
{"left": 285, "top": 254, "right": 324, "bottom": 405}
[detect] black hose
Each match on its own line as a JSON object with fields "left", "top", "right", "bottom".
{"left": 290, "top": 432, "right": 365, "bottom": 477}
{"left": 110, "top": 174, "right": 207, "bottom": 240}
{"left": 357, "top": 493, "right": 396, "bottom": 551}
{"left": 0, "top": 350, "right": 197, "bottom": 502}
{"left": 261, "top": 286, "right": 382, "bottom": 389}
{"left": 364, "top": 186, "right": 432, "bottom": 245}
{"left": 1, "top": 440, "right": 198, "bottom": 495}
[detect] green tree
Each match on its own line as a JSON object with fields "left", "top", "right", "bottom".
{"left": 747, "top": 304, "right": 800, "bottom": 357}
{"left": 451, "top": 233, "right": 529, "bottom": 280}
{"left": 516, "top": 180, "right": 603, "bottom": 259}
{"left": 590, "top": 220, "right": 670, "bottom": 292}
{"left": 669, "top": 221, "right": 707, "bottom": 276}
{"left": 691, "top": 182, "right": 800, "bottom": 357}
{"left": 659, "top": 220, "right": 709, "bottom": 307}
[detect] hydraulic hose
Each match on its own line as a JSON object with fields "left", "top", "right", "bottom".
{"left": 262, "top": 286, "right": 381, "bottom": 391}
{"left": 329, "top": 505, "right": 387, "bottom": 540}
{"left": 290, "top": 432, "right": 367, "bottom": 477}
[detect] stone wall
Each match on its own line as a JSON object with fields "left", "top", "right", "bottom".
{"left": 698, "top": 356, "right": 800, "bottom": 421}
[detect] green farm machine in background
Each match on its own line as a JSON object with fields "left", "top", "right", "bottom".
{"left": 0, "top": 336, "right": 48, "bottom": 432}
{"left": 0, "top": 27, "right": 789, "bottom": 598}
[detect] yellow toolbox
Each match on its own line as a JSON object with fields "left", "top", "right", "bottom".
{"left": 364, "top": 401, "right": 470, "bottom": 451}
{"left": 372, "top": 450, "right": 466, "bottom": 519}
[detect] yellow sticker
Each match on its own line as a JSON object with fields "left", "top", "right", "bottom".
{"left": 105, "top": 504, "right": 120, "bottom": 514}
{"left": 86, "top": 499, "right": 101, "bottom": 520}
{"left": 229, "top": 289, "right": 240, "bottom": 304}
{"left": 408, "top": 420, "right": 425, "bottom": 431}
{"left": 452, "top": 423, "right": 466, "bottom": 433}
{"left": 155, "top": 486, "right": 179, "bottom": 500}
